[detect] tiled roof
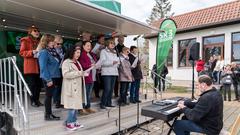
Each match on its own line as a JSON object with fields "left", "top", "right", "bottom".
{"left": 148, "top": 0, "right": 240, "bottom": 38}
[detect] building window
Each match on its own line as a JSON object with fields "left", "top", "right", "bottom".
{"left": 232, "top": 32, "right": 240, "bottom": 62}
{"left": 178, "top": 38, "right": 196, "bottom": 67}
{"left": 167, "top": 48, "right": 173, "bottom": 67}
{"left": 203, "top": 35, "right": 224, "bottom": 62}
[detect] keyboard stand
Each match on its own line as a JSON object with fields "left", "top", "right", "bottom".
{"left": 165, "top": 117, "right": 178, "bottom": 135}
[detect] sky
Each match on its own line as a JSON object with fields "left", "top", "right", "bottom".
{"left": 117, "top": 0, "right": 234, "bottom": 23}
{"left": 115, "top": 0, "right": 234, "bottom": 47}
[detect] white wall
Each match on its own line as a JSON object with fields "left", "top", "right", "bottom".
{"left": 149, "top": 23, "right": 240, "bottom": 81}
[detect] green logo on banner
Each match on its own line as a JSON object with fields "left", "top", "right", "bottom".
{"left": 156, "top": 19, "right": 177, "bottom": 73}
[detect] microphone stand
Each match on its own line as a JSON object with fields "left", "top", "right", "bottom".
{"left": 130, "top": 35, "right": 150, "bottom": 134}
{"left": 115, "top": 46, "right": 123, "bottom": 135}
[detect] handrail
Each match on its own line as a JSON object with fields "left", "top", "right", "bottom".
{"left": 16, "top": 94, "right": 27, "bottom": 123}
{"left": 0, "top": 56, "right": 31, "bottom": 135}
{"left": 10, "top": 57, "right": 32, "bottom": 96}
{"left": 147, "top": 68, "right": 172, "bottom": 84}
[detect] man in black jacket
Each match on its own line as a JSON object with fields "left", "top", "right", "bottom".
{"left": 173, "top": 75, "right": 223, "bottom": 135}
{"left": 231, "top": 62, "right": 240, "bottom": 101}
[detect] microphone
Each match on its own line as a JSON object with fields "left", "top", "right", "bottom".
{"left": 133, "top": 35, "right": 141, "bottom": 41}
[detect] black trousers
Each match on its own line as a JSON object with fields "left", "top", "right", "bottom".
{"left": 223, "top": 84, "right": 231, "bottom": 101}
{"left": 24, "top": 74, "right": 41, "bottom": 104}
{"left": 43, "top": 78, "right": 59, "bottom": 115}
{"left": 153, "top": 76, "right": 166, "bottom": 92}
{"left": 93, "top": 73, "right": 103, "bottom": 98}
{"left": 233, "top": 83, "right": 239, "bottom": 100}
{"left": 119, "top": 82, "right": 129, "bottom": 103}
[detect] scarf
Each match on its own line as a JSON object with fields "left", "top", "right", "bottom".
{"left": 47, "top": 48, "right": 61, "bottom": 63}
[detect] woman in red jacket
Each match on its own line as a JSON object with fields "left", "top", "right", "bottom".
{"left": 79, "top": 41, "right": 97, "bottom": 113}
{"left": 19, "top": 25, "right": 43, "bottom": 107}
{"left": 196, "top": 58, "right": 205, "bottom": 75}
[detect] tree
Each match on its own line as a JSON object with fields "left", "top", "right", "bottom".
{"left": 146, "top": 0, "right": 174, "bottom": 24}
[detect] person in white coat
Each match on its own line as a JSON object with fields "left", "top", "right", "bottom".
{"left": 61, "top": 45, "right": 87, "bottom": 131}
{"left": 99, "top": 38, "right": 119, "bottom": 109}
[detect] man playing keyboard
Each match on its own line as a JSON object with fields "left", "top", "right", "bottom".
{"left": 173, "top": 75, "right": 223, "bottom": 135}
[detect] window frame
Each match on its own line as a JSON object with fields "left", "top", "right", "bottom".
{"left": 231, "top": 32, "right": 240, "bottom": 62}
{"left": 178, "top": 38, "right": 196, "bottom": 67}
{"left": 202, "top": 34, "right": 225, "bottom": 62}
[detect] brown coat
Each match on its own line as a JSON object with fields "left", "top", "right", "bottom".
{"left": 61, "top": 59, "right": 87, "bottom": 109}
{"left": 19, "top": 36, "right": 39, "bottom": 74}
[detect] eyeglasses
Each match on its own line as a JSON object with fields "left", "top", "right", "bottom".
{"left": 33, "top": 29, "right": 40, "bottom": 33}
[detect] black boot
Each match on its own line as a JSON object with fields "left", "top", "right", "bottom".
{"left": 45, "top": 114, "right": 60, "bottom": 121}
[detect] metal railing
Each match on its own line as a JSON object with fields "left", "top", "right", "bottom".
{"left": 142, "top": 68, "right": 172, "bottom": 100}
{"left": 0, "top": 56, "right": 31, "bottom": 135}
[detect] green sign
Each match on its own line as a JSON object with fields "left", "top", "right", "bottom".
{"left": 156, "top": 19, "right": 177, "bottom": 73}
{"left": 7, "top": 31, "right": 27, "bottom": 53}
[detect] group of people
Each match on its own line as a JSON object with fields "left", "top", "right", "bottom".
{"left": 19, "top": 26, "right": 144, "bottom": 130}
{"left": 196, "top": 55, "right": 240, "bottom": 102}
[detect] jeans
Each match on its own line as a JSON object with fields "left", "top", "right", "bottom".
{"left": 43, "top": 78, "right": 58, "bottom": 115}
{"left": 25, "top": 74, "right": 41, "bottom": 104}
{"left": 119, "top": 82, "right": 130, "bottom": 103}
{"left": 101, "top": 76, "right": 117, "bottom": 106}
{"left": 84, "top": 83, "right": 94, "bottom": 108}
{"left": 66, "top": 109, "right": 77, "bottom": 124}
{"left": 223, "top": 84, "right": 231, "bottom": 101}
{"left": 130, "top": 79, "right": 141, "bottom": 102}
{"left": 173, "top": 120, "right": 205, "bottom": 135}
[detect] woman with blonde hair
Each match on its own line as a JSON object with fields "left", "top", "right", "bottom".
{"left": 99, "top": 38, "right": 119, "bottom": 109}
{"left": 61, "top": 45, "right": 86, "bottom": 130}
{"left": 38, "top": 34, "right": 61, "bottom": 121}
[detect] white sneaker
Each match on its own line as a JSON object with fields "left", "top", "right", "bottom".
{"left": 74, "top": 121, "right": 84, "bottom": 129}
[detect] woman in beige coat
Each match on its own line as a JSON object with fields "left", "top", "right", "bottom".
{"left": 61, "top": 45, "right": 87, "bottom": 131}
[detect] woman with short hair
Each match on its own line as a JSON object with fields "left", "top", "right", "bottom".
{"left": 99, "top": 38, "right": 119, "bottom": 109}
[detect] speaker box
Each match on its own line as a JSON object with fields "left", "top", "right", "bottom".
{"left": 189, "top": 42, "right": 200, "bottom": 61}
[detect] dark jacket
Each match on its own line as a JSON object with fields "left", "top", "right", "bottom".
{"left": 79, "top": 50, "right": 97, "bottom": 84}
{"left": 210, "top": 59, "right": 217, "bottom": 72}
{"left": 231, "top": 67, "right": 240, "bottom": 85}
{"left": 161, "top": 65, "right": 168, "bottom": 77}
{"left": 182, "top": 87, "right": 223, "bottom": 135}
{"left": 128, "top": 53, "right": 143, "bottom": 80}
{"left": 115, "top": 43, "right": 125, "bottom": 54}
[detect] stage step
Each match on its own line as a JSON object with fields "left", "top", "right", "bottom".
{"left": 17, "top": 98, "right": 154, "bottom": 135}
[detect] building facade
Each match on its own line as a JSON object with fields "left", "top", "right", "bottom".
{"left": 147, "top": 1, "right": 240, "bottom": 81}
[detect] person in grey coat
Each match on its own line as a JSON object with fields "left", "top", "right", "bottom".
{"left": 221, "top": 64, "right": 233, "bottom": 101}
{"left": 118, "top": 47, "right": 133, "bottom": 106}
